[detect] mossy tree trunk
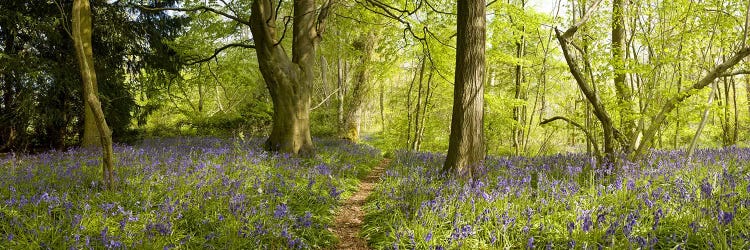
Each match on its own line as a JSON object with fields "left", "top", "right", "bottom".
{"left": 249, "top": 0, "right": 331, "bottom": 155}
{"left": 72, "top": 0, "right": 115, "bottom": 190}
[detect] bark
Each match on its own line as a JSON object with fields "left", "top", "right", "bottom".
{"left": 337, "top": 56, "right": 345, "bottom": 130}
{"left": 443, "top": 0, "right": 486, "bottom": 177}
{"left": 411, "top": 55, "right": 427, "bottom": 150}
{"left": 632, "top": 47, "right": 750, "bottom": 158}
{"left": 732, "top": 76, "right": 738, "bottom": 144}
{"left": 81, "top": 83, "right": 101, "bottom": 147}
{"left": 416, "top": 71, "right": 434, "bottom": 151}
{"left": 555, "top": 28, "right": 623, "bottom": 159}
{"left": 341, "top": 32, "right": 375, "bottom": 143}
{"left": 687, "top": 82, "right": 717, "bottom": 158}
{"left": 513, "top": 25, "right": 526, "bottom": 156}
{"left": 73, "top": 0, "right": 115, "bottom": 190}
{"left": 612, "top": 0, "right": 635, "bottom": 138}
{"left": 249, "top": 0, "right": 330, "bottom": 155}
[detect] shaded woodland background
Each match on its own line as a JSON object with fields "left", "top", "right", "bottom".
{"left": 3, "top": 0, "right": 750, "bottom": 158}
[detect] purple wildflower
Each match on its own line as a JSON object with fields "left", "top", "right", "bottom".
{"left": 718, "top": 210, "right": 734, "bottom": 225}
{"left": 425, "top": 231, "right": 432, "bottom": 242}
{"left": 700, "top": 178, "right": 713, "bottom": 199}
{"left": 527, "top": 236, "right": 534, "bottom": 249}
{"left": 274, "top": 203, "right": 288, "bottom": 218}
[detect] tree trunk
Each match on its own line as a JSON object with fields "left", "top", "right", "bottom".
{"left": 341, "top": 32, "right": 375, "bottom": 143}
{"left": 513, "top": 25, "right": 526, "bottom": 156}
{"left": 73, "top": 0, "right": 115, "bottom": 190}
{"left": 337, "top": 56, "right": 345, "bottom": 131}
{"left": 443, "top": 0, "right": 486, "bottom": 177}
{"left": 250, "top": 0, "right": 329, "bottom": 155}
{"left": 687, "top": 81, "right": 717, "bottom": 158}
{"left": 731, "top": 76, "right": 738, "bottom": 144}
{"left": 81, "top": 83, "right": 101, "bottom": 147}
{"left": 555, "top": 28, "right": 621, "bottom": 160}
{"left": 612, "top": 0, "right": 635, "bottom": 139}
{"left": 412, "top": 55, "right": 427, "bottom": 151}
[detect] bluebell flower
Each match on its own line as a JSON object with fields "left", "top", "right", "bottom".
{"left": 527, "top": 236, "right": 534, "bottom": 249}
{"left": 274, "top": 203, "right": 288, "bottom": 218}
{"left": 700, "top": 178, "right": 713, "bottom": 199}
{"left": 425, "top": 231, "right": 432, "bottom": 242}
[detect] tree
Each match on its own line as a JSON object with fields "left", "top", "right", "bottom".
{"left": 141, "top": 0, "right": 332, "bottom": 155}
{"left": 443, "top": 0, "right": 485, "bottom": 177}
{"left": 72, "top": 0, "right": 115, "bottom": 189}
{"left": 250, "top": 0, "right": 332, "bottom": 155}
{"left": 340, "top": 32, "right": 376, "bottom": 142}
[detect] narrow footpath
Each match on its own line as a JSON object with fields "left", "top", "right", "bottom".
{"left": 330, "top": 158, "right": 391, "bottom": 250}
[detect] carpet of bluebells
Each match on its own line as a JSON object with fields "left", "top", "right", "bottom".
{"left": 364, "top": 148, "right": 750, "bottom": 249}
{"left": 0, "top": 137, "right": 381, "bottom": 249}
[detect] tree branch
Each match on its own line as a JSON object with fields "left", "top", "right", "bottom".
{"left": 633, "top": 46, "right": 750, "bottom": 158}
{"left": 134, "top": 5, "right": 252, "bottom": 27}
{"left": 540, "top": 116, "right": 601, "bottom": 158}
{"left": 311, "top": 87, "right": 341, "bottom": 110}
{"left": 720, "top": 69, "right": 750, "bottom": 77}
{"left": 559, "top": 0, "right": 605, "bottom": 39}
{"left": 185, "top": 42, "right": 256, "bottom": 65}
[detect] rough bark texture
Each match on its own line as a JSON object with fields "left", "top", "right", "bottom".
{"left": 341, "top": 32, "right": 375, "bottom": 143}
{"left": 443, "top": 0, "right": 486, "bottom": 177}
{"left": 73, "top": 0, "right": 115, "bottom": 190}
{"left": 250, "top": 0, "right": 328, "bottom": 155}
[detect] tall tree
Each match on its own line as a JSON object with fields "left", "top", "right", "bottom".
{"left": 611, "top": 0, "right": 635, "bottom": 140}
{"left": 72, "top": 0, "right": 115, "bottom": 189}
{"left": 340, "top": 32, "right": 376, "bottom": 142}
{"left": 140, "top": 0, "right": 331, "bottom": 155}
{"left": 443, "top": 0, "right": 486, "bottom": 177}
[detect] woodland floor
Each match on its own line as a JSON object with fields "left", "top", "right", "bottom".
{"left": 330, "top": 158, "right": 391, "bottom": 249}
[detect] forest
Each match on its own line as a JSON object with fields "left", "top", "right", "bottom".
{"left": 1, "top": 0, "right": 750, "bottom": 248}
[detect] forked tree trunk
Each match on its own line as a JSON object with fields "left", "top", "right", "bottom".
{"left": 73, "top": 0, "right": 115, "bottom": 190}
{"left": 249, "top": 0, "right": 330, "bottom": 155}
{"left": 443, "top": 0, "right": 486, "bottom": 177}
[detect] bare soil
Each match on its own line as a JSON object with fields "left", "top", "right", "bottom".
{"left": 330, "top": 158, "right": 390, "bottom": 250}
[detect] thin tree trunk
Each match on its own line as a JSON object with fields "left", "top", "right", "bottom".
{"left": 412, "top": 55, "right": 427, "bottom": 151}
{"left": 513, "top": 25, "right": 526, "bottom": 156}
{"left": 379, "top": 81, "right": 385, "bottom": 133}
{"left": 73, "top": 0, "right": 115, "bottom": 190}
{"left": 416, "top": 70, "right": 434, "bottom": 151}
{"left": 688, "top": 81, "right": 717, "bottom": 158}
{"left": 337, "top": 56, "right": 345, "bottom": 131}
{"left": 613, "top": 0, "right": 635, "bottom": 139}
{"left": 443, "top": 0, "right": 486, "bottom": 177}
{"left": 321, "top": 55, "right": 329, "bottom": 108}
{"left": 732, "top": 76, "right": 738, "bottom": 144}
{"left": 406, "top": 57, "right": 424, "bottom": 148}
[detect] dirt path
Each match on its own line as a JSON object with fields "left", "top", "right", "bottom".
{"left": 331, "top": 158, "right": 391, "bottom": 250}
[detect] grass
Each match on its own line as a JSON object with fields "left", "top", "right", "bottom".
{"left": 0, "top": 136, "right": 381, "bottom": 249}
{"left": 363, "top": 148, "right": 750, "bottom": 249}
